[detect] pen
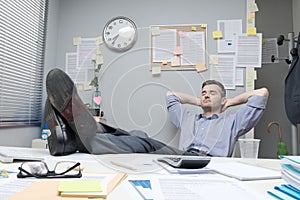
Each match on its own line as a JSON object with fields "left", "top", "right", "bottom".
{"left": 110, "top": 161, "right": 137, "bottom": 171}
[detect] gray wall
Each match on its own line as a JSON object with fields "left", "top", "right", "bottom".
{"left": 44, "top": 0, "right": 247, "bottom": 148}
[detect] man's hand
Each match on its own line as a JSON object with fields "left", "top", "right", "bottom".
{"left": 166, "top": 91, "right": 201, "bottom": 107}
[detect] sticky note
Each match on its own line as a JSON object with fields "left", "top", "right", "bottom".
{"left": 262, "top": 38, "right": 265, "bottom": 45}
{"left": 96, "top": 50, "right": 102, "bottom": 55}
{"left": 249, "top": 13, "right": 255, "bottom": 19}
{"left": 95, "top": 37, "right": 103, "bottom": 45}
{"left": 173, "top": 46, "right": 183, "bottom": 55}
{"left": 195, "top": 62, "right": 207, "bottom": 72}
{"left": 58, "top": 180, "right": 102, "bottom": 193}
{"left": 247, "top": 27, "right": 257, "bottom": 36}
{"left": 179, "top": 31, "right": 187, "bottom": 38}
{"left": 248, "top": 19, "right": 253, "bottom": 24}
{"left": 191, "top": 26, "right": 197, "bottom": 31}
{"left": 201, "top": 24, "right": 207, "bottom": 28}
{"left": 209, "top": 55, "right": 219, "bottom": 65}
{"left": 152, "top": 66, "right": 161, "bottom": 75}
{"left": 246, "top": 81, "right": 253, "bottom": 87}
{"left": 73, "top": 37, "right": 82, "bottom": 45}
{"left": 151, "top": 27, "right": 160, "bottom": 36}
{"left": 96, "top": 55, "right": 104, "bottom": 65}
{"left": 171, "top": 56, "right": 180, "bottom": 67}
{"left": 248, "top": 3, "right": 259, "bottom": 12}
{"left": 162, "top": 60, "right": 168, "bottom": 65}
{"left": 246, "top": 68, "right": 257, "bottom": 80}
{"left": 212, "top": 31, "right": 223, "bottom": 39}
{"left": 77, "top": 84, "right": 84, "bottom": 91}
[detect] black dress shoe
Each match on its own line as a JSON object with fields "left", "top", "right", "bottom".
{"left": 44, "top": 98, "right": 88, "bottom": 155}
{"left": 46, "top": 68, "right": 132, "bottom": 153}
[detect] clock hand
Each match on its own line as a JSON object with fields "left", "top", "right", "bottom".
{"left": 111, "top": 34, "right": 119, "bottom": 45}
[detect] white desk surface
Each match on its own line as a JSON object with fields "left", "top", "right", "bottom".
{"left": 0, "top": 148, "right": 284, "bottom": 200}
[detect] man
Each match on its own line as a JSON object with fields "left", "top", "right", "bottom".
{"left": 45, "top": 68, "right": 201, "bottom": 156}
{"left": 166, "top": 80, "right": 269, "bottom": 157}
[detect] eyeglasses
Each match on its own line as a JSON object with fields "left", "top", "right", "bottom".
{"left": 17, "top": 161, "right": 82, "bottom": 178}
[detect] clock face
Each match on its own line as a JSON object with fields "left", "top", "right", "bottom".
{"left": 103, "top": 16, "right": 137, "bottom": 52}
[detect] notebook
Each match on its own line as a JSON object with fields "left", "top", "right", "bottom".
{"left": 0, "top": 146, "right": 49, "bottom": 163}
{"left": 210, "top": 161, "right": 281, "bottom": 181}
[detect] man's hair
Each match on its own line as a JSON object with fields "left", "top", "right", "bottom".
{"left": 202, "top": 80, "right": 226, "bottom": 97}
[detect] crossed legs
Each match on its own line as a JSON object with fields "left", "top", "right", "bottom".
{"left": 45, "top": 68, "right": 195, "bottom": 156}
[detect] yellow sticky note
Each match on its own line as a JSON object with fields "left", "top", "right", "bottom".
{"left": 262, "top": 38, "right": 265, "bottom": 45}
{"left": 162, "top": 60, "right": 168, "bottom": 65}
{"left": 96, "top": 50, "right": 102, "bottom": 55}
{"left": 249, "top": 13, "right": 255, "bottom": 19}
{"left": 247, "top": 27, "right": 257, "bottom": 36}
{"left": 95, "top": 37, "right": 103, "bottom": 45}
{"left": 152, "top": 66, "right": 161, "bottom": 75}
{"left": 209, "top": 55, "right": 219, "bottom": 65}
{"left": 151, "top": 27, "right": 160, "bottom": 36}
{"left": 77, "top": 84, "right": 84, "bottom": 91}
{"left": 58, "top": 180, "right": 102, "bottom": 193}
{"left": 195, "top": 62, "right": 207, "bottom": 72}
{"left": 173, "top": 46, "right": 183, "bottom": 55}
{"left": 73, "top": 37, "right": 82, "bottom": 45}
{"left": 191, "top": 26, "right": 197, "bottom": 31}
{"left": 201, "top": 24, "right": 207, "bottom": 28}
{"left": 171, "top": 56, "right": 181, "bottom": 67}
{"left": 212, "top": 31, "right": 223, "bottom": 39}
{"left": 246, "top": 81, "right": 253, "bottom": 87}
{"left": 248, "top": 19, "right": 253, "bottom": 24}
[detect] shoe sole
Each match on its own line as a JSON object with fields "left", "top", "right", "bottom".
{"left": 46, "top": 68, "right": 97, "bottom": 152}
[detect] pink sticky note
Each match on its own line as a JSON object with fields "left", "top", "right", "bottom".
{"left": 173, "top": 46, "right": 183, "bottom": 55}
{"left": 179, "top": 31, "right": 187, "bottom": 38}
{"left": 93, "top": 96, "right": 102, "bottom": 105}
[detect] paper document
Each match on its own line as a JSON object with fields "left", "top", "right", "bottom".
{"left": 210, "top": 161, "right": 281, "bottom": 181}
{"left": 151, "top": 176, "right": 266, "bottom": 200}
{"left": 262, "top": 38, "right": 279, "bottom": 64}
{"left": 217, "top": 19, "right": 242, "bottom": 53}
{"left": 180, "top": 31, "right": 206, "bottom": 65}
{"left": 210, "top": 55, "right": 236, "bottom": 90}
{"left": 152, "top": 29, "right": 177, "bottom": 62}
{"left": 236, "top": 33, "right": 262, "bottom": 68}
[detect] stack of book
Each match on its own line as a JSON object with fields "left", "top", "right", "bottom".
{"left": 268, "top": 156, "right": 300, "bottom": 199}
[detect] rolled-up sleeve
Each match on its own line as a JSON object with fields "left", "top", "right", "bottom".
{"left": 234, "top": 95, "right": 268, "bottom": 137}
{"left": 166, "top": 95, "right": 182, "bottom": 128}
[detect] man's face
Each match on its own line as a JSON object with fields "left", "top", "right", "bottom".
{"left": 201, "top": 84, "right": 225, "bottom": 112}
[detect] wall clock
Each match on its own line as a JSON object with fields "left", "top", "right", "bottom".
{"left": 103, "top": 16, "right": 137, "bottom": 52}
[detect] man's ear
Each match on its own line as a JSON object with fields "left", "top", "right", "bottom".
{"left": 221, "top": 97, "right": 227, "bottom": 106}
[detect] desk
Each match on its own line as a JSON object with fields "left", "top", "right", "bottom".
{"left": 0, "top": 149, "right": 284, "bottom": 200}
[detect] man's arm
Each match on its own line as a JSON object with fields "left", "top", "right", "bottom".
{"left": 166, "top": 91, "right": 200, "bottom": 106}
{"left": 223, "top": 87, "right": 269, "bottom": 111}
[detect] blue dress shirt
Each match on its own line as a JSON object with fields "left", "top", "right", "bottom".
{"left": 166, "top": 95, "right": 268, "bottom": 157}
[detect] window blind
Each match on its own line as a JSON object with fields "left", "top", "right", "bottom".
{"left": 0, "top": 0, "right": 48, "bottom": 126}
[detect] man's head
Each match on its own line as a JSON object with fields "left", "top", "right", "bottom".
{"left": 201, "top": 80, "right": 226, "bottom": 114}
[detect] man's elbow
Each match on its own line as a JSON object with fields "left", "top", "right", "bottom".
{"left": 257, "top": 87, "right": 269, "bottom": 97}
{"left": 166, "top": 91, "right": 174, "bottom": 96}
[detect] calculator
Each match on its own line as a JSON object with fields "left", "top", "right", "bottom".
{"left": 157, "top": 156, "right": 211, "bottom": 169}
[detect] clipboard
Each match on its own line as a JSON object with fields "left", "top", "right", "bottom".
{"left": 6, "top": 172, "right": 127, "bottom": 200}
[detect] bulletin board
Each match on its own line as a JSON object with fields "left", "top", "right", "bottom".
{"left": 150, "top": 24, "right": 207, "bottom": 71}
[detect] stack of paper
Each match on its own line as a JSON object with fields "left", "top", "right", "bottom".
{"left": 280, "top": 156, "right": 300, "bottom": 189}
{"left": 267, "top": 156, "right": 300, "bottom": 199}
